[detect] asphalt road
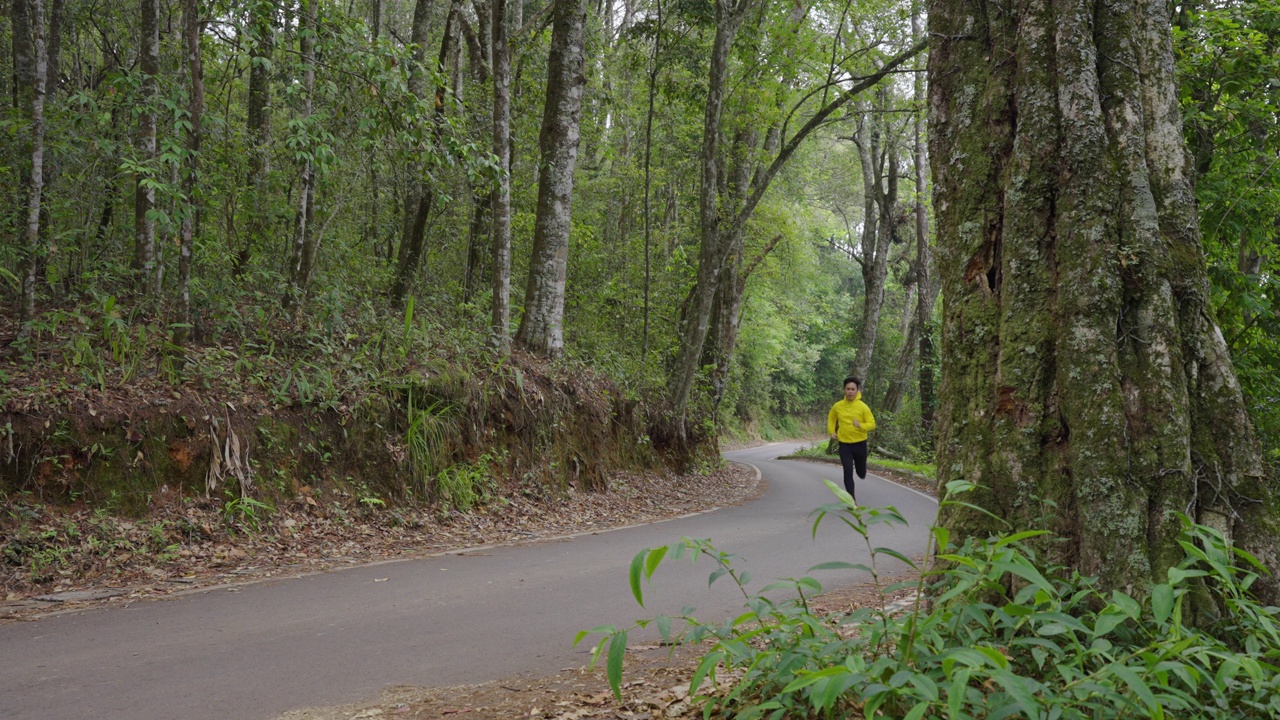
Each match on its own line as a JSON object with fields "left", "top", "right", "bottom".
{"left": 0, "top": 442, "right": 937, "bottom": 720}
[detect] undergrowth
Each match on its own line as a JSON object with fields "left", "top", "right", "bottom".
{"left": 581, "top": 482, "right": 1280, "bottom": 719}
{"left": 2, "top": 290, "right": 685, "bottom": 517}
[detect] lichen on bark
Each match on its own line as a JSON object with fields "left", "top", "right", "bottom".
{"left": 929, "top": 0, "right": 1279, "bottom": 600}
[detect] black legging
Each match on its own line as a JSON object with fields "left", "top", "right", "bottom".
{"left": 838, "top": 440, "right": 868, "bottom": 500}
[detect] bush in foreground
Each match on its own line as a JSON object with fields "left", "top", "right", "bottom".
{"left": 581, "top": 482, "right": 1280, "bottom": 719}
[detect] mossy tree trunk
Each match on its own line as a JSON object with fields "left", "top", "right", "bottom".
{"left": 929, "top": 0, "right": 1280, "bottom": 598}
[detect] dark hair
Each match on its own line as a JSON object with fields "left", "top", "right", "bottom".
{"left": 843, "top": 376, "right": 861, "bottom": 390}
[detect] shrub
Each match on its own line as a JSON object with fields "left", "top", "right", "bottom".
{"left": 580, "top": 482, "right": 1280, "bottom": 719}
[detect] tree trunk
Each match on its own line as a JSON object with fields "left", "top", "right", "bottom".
{"left": 883, "top": 0, "right": 937, "bottom": 419}
{"left": 17, "top": 0, "right": 45, "bottom": 329}
{"left": 11, "top": 0, "right": 33, "bottom": 109}
{"left": 881, "top": 294, "right": 921, "bottom": 413}
{"left": 463, "top": 189, "right": 491, "bottom": 302}
{"left": 239, "top": 0, "right": 274, "bottom": 276}
{"left": 911, "top": 0, "right": 936, "bottom": 432}
{"left": 929, "top": 0, "right": 1279, "bottom": 599}
{"left": 490, "top": 0, "right": 511, "bottom": 353}
{"left": 45, "top": 0, "right": 60, "bottom": 98}
{"left": 851, "top": 97, "right": 899, "bottom": 385}
{"left": 707, "top": 233, "right": 782, "bottom": 418}
{"left": 392, "top": 0, "right": 458, "bottom": 304}
{"left": 702, "top": 126, "right": 758, "bottom": 415}
{"left": 666, "top": 0, "right": 751, "bottom": 427}
{"left": 393, "top": 0, "right": 432, "bottom": 271}
{"left": 287, "top": 0, "right": 317, "bottom": 307}
{"left": 133, "top": 0, "right": 160, "bottom": 296}
{"left": 667, "top": 31, "right": 926, "bottom": 430}
{"left": 177, "top": 0, "right": 204, "bottom": 344}
{"left": 514, "top": 0, "right": 588, "bottom": 357}
{"left": 640, "top": 0, "right": 662, "bottom": 359}
{"left": 367, "top": 7, "right": 382, "bottom": 264}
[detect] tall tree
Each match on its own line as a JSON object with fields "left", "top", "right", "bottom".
{"left": 514, "top": 0, "right": 588, "bottom": 357}
{"left": 17, "top": 0, "right": 46, "bottom": 329}
{"left": 177, "top": 0, "right": 204, "bottom": 343}
{"left": 239, "top": 0, "right": 274, "bottom": 275}
{"left": 930, "top": 0, "right": 1280, "bottom": 597}
{"left": 666, "top": 0, "right": 753, "bottom": 428}
{"left": 911, "top": 0, "right": 936, "bottom": 431}
{"left": 366, "top": 0, "right": 384, "bottom": 263}
{"left": 489, "top": 0, "right": 511, "bottom": 353}
{"left": 881, "top": 0, "right": 936, "bottom": 420}
{"left": 133, "top": 0, "right": 160, "bottom": 296}
{"left": 11, "top": 0, "right": 33, "bottom": 109}
{"left": 639, "top": 0, "right": 663, "bottom": 359}
{"left": 45, "top": 0, "right": 61, "bottom": 98}
{"left": 389, "top": 0, "right": 433, "bottom": 274}
{"left": 286, "top": 0, "right": 318, "bottom": 306}
{"left": 392, "top": 0, "right": 460, "bottom": 304}
{"left": 849, "top": 95, "right": 902, "bottom": 384}
{"left": 666, "top": 10, "right": 925, "bottom": 431}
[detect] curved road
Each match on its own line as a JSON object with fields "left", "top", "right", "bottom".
{"left": 0, "top": 442, "right": 937, "bottom": 720}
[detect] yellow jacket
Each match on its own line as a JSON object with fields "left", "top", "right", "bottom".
{"left": 828, "top": 393, "right": 876, "bottom": 443}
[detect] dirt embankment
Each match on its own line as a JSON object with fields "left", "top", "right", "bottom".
{"left": 1, "top": 347, "right": 723, "bottom": 607}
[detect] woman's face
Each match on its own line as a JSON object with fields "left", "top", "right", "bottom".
{"left": 843, "top": 382, "right": 859, "bottom": 400}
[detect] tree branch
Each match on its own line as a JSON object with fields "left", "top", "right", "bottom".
{"left": 725, "top": 38, "right": 928, "bottom": 251}
{"left": 742, "top": 234, "right": 783, "bottom": 281}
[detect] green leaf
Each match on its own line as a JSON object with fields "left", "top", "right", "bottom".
{"left": 1094, "top": 610, "right": 1127, "bottom": 637}
{"left": 1151, "top": 583, "right": 1174, "bottom": 624}
{"left": 782, "top": 666, "right": 846, "bottom": 693}
{"left": 1112, "top": 591, "right": 1142, "bottom": 619}
{"left": 606, "top": 630, "right": 628, "bottom": 701}
{"left": 908, "top": 673, "right": 940, "bottom": 701}
{"left": 708, "top": 567, "right": 729, "bottom": 586}
{"left": 992, "top": 668, "right": 1040, "bottom": 718}
{"left": 629, "top": 550, "right": 647, "bottom": 607}
{"left": 808, "top": 561, "right": 873, "bottom": 572}
{"left": 932, "top": 525, "right": 951, "bottom": 552}
{"left": 948, "top": 668, "right": 971, "bottom": 718}
{"left": 873, "top": 546, "right": 920, "bottom": 569}
{"left": 975, "top": 645, "right": 1010, "bottom": 669}
{"left": 656, "top": 615, "right": 672, "bottom": 643}
{"left": 645, "top": 545, "right": 668, "bottom": 580}
{"left": 1167, "top": 566, "right": 1203, "bottom": 584}
{"left": 942, "top": 499, "right": 1011, "bottom": 528}
{"left": 573, "top": 624, "right": 615, "bottom": 648}
{"left": 690, "top": 650, "right": 724, "bottom": 696}
{"left": 994, "top": 529, "right": 1052, "bottom": 548}
{"left": 822, "top": 478, "right": 858, "bottom": 508}
{"left": 1109, "top": 663, "right": 1160, "bottom": 717}
{"left": 992, "top": 557, "right": 1056, "bottom": 595}
{"left": 903, "top": 702, "right": 930, "bottom": 720}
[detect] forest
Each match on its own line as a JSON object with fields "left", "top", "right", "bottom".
{"left": 2, "top": 0, "right": 947, "bottom": 493}
{"left": 3, "top": 0, "right": 1280, "bottom": 713}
